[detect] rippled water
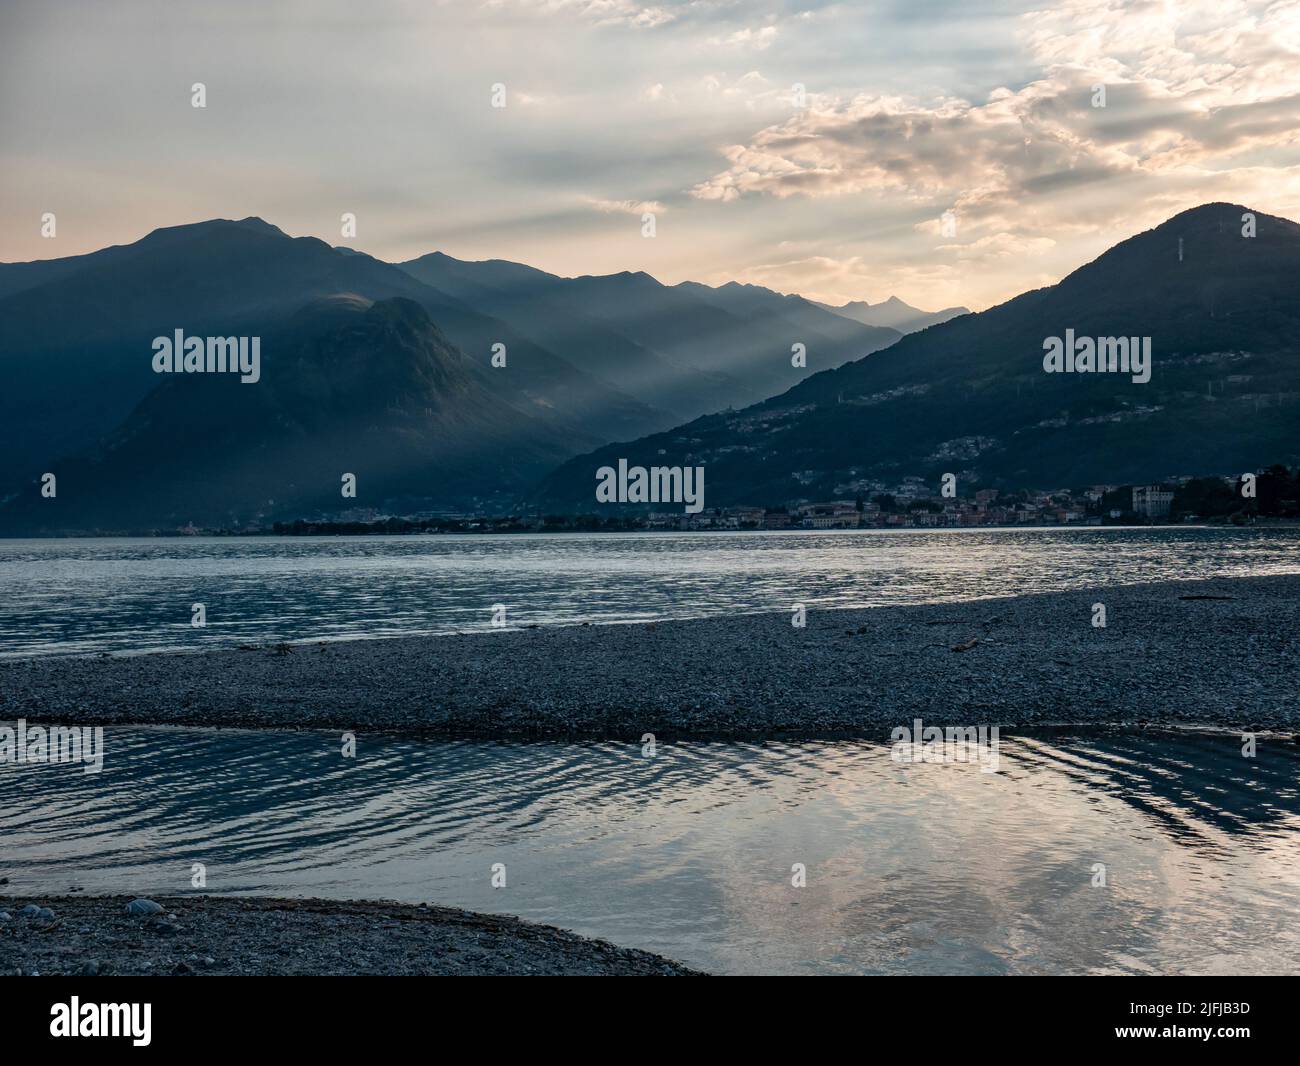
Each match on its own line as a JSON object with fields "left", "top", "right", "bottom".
{"left": 2, "top": 527, "right": 1298, "bottom": 657}
{"left": 3, "top": 726, "right": 1298, "bottom": 975}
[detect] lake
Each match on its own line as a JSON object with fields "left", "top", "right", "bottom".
{"left": 4, "top": 527, "right": 1298, "bottom": 974}
{"left": 2, "top": 526, "right": 1298, "bottom": 657}
{"left": 2, "top": 726, "right": 1297, "bottom": 975}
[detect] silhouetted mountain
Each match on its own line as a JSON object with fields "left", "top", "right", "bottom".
{"left": 399, "top": 255, "right": 899, "bottom": 420}
{"left": 0, "top": 298, "right": 575, "bottom": 532}
{"left": 0, "top": 217, "right": 289, "bottom": 300}
{"left": 673, "top": 280, "right": 902, "bottom": 378}
{"left": 399, "top": 253, "right": 724, "bottom": 423}
{"left": 0, "top": 219, "right": 661, "bottom": 473}
{"left": 341, "top": 248, "right": 669, "bottom": 442}
{"left": 817, "top": 295, "right": 970, "bottom": 334}
{"left": 535, "top": 203, "right": 1300, "bottom": 509}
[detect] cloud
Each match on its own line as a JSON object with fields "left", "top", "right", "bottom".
{"left": 483, "top": 0, "right": 681, "bottom": 29}
{"left": 936, "top": 233, "right": 1057, "bottom": 261}
{"left": 8, "top": 0, "right": 1300, "bottom": 313}
{"left": 711, "top": 25, "right": 779, "bottom": 51}
{"left": 689, "top": 0, "right": 1300, "bottom": 239}
{"left": 585, "top": 196, "right": 666, "bottom": 214}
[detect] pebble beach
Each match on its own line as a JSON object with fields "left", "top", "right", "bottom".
{"left": 5, "top": 572, "right": 1297, "bottom": 976}
{"left": 0, "top": 895, "right": 702, "bottom": 976}
{"left": 3, "top": 573, "right": 1297, "bottom": 739}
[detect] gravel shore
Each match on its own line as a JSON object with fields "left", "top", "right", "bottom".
{"left": 0, "top": 895, "right": 702, "bottom": 976}
{"left": 2, "top": 573, "right": 1298, "bottom": 738}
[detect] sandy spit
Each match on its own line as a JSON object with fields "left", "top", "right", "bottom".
{"left": 2, "top": 574, "right": 1298, "bottom": 739}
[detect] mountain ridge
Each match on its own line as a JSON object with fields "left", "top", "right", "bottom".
{"left": 4, "top": 203, "right": 1294, "bottom": 530}
{"left": 535, "top": 202, "right": 1300, "bottom": 510}
{"left": 0, "top": 219, "right": 666, "bottom": 472}
{"left": 398, "top": 252, "right": 901, "bottom": 420}
{"left": 816, "top": 294, "right": 972, "bottom": 334}
{"left": 0, "top": 297, "right": 576, "bottom": 532}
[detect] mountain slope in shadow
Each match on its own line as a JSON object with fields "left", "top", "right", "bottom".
{"left": 535, "top": 203, "right": 1300, "bottom": 509}
{"left": 0, "top": 297, "right": 574, "bottom": 532}
{"left": 399, "top": 254, "right": 900, "bottom": 421}
{"left": 0, "top": 219, "right": 662, "bottom": 473}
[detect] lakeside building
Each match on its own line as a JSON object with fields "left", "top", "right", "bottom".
{"left": 728, "top": 506, "right": 767, "bottom": 528}
{"left": 1131, "top": 485, "right": 1174, "bottom": 518}
{"left": 796, "top": 502, "right": 862, "bottom": 529}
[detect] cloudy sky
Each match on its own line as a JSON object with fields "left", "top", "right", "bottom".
{"left": 3, "top": 0, "right": 1300, "bottom": 310}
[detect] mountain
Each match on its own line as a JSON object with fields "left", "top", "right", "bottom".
{"left": 342, "top": 248, "right": 670, "bottom": 442}
{"left": 0, "top": 298, "right": 576, "bottom": 532}
{"left": 0, "top": 216, "right": 901, "bottom": 531}
{"left": 0, "top": 217, "right": 290, "bottom": 300}
{"left": 0, "top": 219, "right": 662, "bottom": 473}
{"left": 818, "top": 295, "right": 970, "bottom": 334}
{"left": 399, "top": 253, "right": 731, "bottom": 422}
{"left": 673, "top": 280, "right": 903, "bottom": 378}
{"left": 399, "top": 255, "right": 900, "bottom": 420}
{"left": 535, "top": 203, "right": 1300, "bottom": 509}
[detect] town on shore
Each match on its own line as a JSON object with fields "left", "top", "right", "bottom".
{"left": 263, "top": 465, "right": 1299, "bottom": 537}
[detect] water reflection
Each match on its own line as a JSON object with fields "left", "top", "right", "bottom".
{"left": 1010, "top": 731, "right": 1300, "bottom": 853}
{"left": 2, "top": 726, "right": 1297, "bottom": 974}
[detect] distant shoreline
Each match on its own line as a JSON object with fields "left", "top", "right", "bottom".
{"left": 4, "top": 573, "right": 1298, "bottom": 739}
{"left": 7, "top": 519, "right": 1300, "bottom": 540}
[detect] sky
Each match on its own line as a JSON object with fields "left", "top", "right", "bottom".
{"left": 3, "top": 0, "right": 1300, "bottom": 311}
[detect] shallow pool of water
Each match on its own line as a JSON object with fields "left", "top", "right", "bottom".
{"left": 2, "top": 726, "right": 1297, "bottom": 974}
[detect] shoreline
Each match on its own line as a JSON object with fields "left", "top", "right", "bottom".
{"left": 0, "top": 895, "right": 703, "bottom": 976}
{"left": 3, "top": 573, "right": 1298, "bottom": 739}
{"left": 11, "top": 519, "right": 1300, "bottom": 538}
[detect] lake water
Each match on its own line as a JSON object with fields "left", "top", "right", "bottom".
{"left": 3, "top": 726, "right": 1297, "bottom": 975}
{"left": 4, "top": 529, "right": 1298, "bottom": 974}
{"left": 2, "top": 526, "right": 1299, "bottom": 657}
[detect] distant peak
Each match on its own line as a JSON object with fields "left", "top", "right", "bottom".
{"left": 230, "top": 216, "right": 285, "bottom": 236}
{"left": 1143, "top": 202, "right": 1288, "bottom": 236}
{"left": 578, "top": 268, "right": 663, "bottom": 287}
{"left": 1162, "top": 201, "right": 1249, "bottom": 222}
{"left": 139, "top": 216, "right": 288, "bottom": 245}
{"left": 404, "top": 250, "right": 456, "bottom": 264}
